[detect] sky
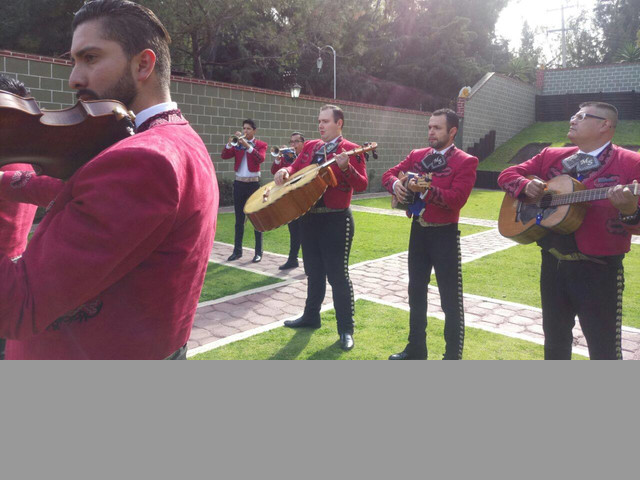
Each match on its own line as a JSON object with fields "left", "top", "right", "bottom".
{"left": 495, "top": 0, "right": 598, "bottom": 58}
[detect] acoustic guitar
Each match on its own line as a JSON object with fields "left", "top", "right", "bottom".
{"left": 391, "top": 171, "right": 433, "bottom": 210}
{"left": 244, "top": 142, "right": 377, "bottom": 232}
{"left": 498, "top": 174, "right": 640, "bottom": 244}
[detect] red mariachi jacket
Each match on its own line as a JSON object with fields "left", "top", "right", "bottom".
{"left": 284, "top": 138, "right": 368, "bottom": 209}
{"left": 0, "top": 167, "right": 64, "bottom": 258}
{"left": 498, "top": 144, "right": 640, "bottom": 256}
{"left": 270, "top": 152, "right": 297, "bottom": 175}
{"left": 382, "top": 146, "right": 478, "bottom": 224}
{"left": 0, "top": 112, "right": 219, "bottom": 359}
{"left": 0, "top": 171, "right": 64, "bottom": 208}
{"left": 221, "top": 138, "right": 267, "bottom": 173}
{"left": 0, "top": 164, "right": 38, "bottom": 259}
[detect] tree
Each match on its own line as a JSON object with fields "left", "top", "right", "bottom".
{"left": 593, "top": 0, "right": 640, "bottom": 63}
{"left": 0, "top": 0, "right": 83, "bottom": 57}
{"left": 564, "top": 15, "right": 604, "bottom": 67}
{"left": 0, "top": 0, "right": 511, "bottom": 109}
{"left": 615, "top": 42, "right": 640, "bottom": 63}
{"left": 503, "top": 21, "right": 542, "bottom": 83}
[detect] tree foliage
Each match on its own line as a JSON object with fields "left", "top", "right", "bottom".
{"left": 594, "top": 0, "right": 640, "bottom": 63}
{"left": 0, "top": 0, "right": 512, "bottom": 109}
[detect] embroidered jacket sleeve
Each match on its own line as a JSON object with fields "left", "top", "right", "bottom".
{"left": 424, "top": 155, "right": 479, "bottom": 211}
{"left": 220, "top": 144, "right": 236, "bottom": 160}
{"left": 284, "top": 143, "right": 313, "bottom": 176}
{"left": 335, "top": 150, "right": 368, "bottom": 192}
{"left": 246, "top": 140, "right": 267, "bottom": 171}
{"left": 382, "top": 150, "right": 418, "bottom": 194}
{"left": 0, "top": 171, "right": 65, "bottom": 207}
{"left": 0, "top": 148, "right": 179, "bottom": 340}
{"left": 284, "top": 154, "right": 304, "bottom": 176}
{"left": 270, "top": 158, "right": 282, "bottom": 175}
{"left": 621, "top": 160, "right": 640, "bottom": 235}
{"left": 498, "top": 149, "right": 549, "bottom": 198}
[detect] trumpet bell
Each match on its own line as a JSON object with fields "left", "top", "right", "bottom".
{"left": 230, "top": 134, "right": 246, "bottom": 147}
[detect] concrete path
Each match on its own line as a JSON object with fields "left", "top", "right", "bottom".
{"left": 190, "top": 200, "right": 640, "bottom": 360}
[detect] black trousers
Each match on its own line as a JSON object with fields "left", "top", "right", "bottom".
{"left": 540, "top": 251, "right": 624, "bottom": 360}
{"left": 0, "top": 338, "right": 5, "bottom": 360}
{"left": 300, "top": 209, "right": 355, "bottom": 334}
{"left": 287, "top": 218, "right": 301, "bottom": 260}
{"left": 233, "top": 180, "right": 262, "bottom": 255}
{"left": 407, "top": 222, "right": 464, "bottom": 359}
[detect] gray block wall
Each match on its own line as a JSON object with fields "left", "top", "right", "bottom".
{"left": 1, "top": 51, "right": 431, "bottom": 192}
{"left": 541, "top": 63, "right": 640, "bottom": 95}
{"left": 460, "top": 73, "right": 537, "bottom": 152}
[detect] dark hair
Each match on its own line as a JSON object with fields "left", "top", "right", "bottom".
{"left": 243, "top": 119, "right": 257, "bottom": 130}
{"left": 291, "top": 131, "right": 305, "bottom": 142}
{"left": 432, "top": 108, "right": 459, "bottom": 132}
{"left": 579, "top": 101, "right": 618, "bottom": 127}
{"left": 73, "top": 0, "right": 172, "bottom": 89}
{"left": 0, "top": 74, "right": 30, "bottom": 97}
{"left": 320, "top": 104, "right": 345, "bottom": 127}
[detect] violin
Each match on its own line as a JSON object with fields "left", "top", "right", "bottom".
{"left": 0, "top": 91, "right": 135, "bottom": 179}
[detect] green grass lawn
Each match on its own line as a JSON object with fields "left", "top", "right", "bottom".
{"left": 199, "top": 262, "right": 281, "bottom": 302}
{"left": 191, "top": 299, "right": 586, "bottom": 360}
{"left": 215, "top": 211, "right": 489, "bottom": 264}
{"left": 479, "top": 120, "right": 640, "bottom": 172}
{"left": 352, "top": 189, "right": 504, "bottom": 221}
{"left": 444, "top": 243, "right": 640, "bottom": 329}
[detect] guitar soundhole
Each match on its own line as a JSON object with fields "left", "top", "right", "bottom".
{"left": 517, "top": 202, "right": 557, "bottom": 225}
{"left": 287, "top": 176, "right": 303, "bottom": 186}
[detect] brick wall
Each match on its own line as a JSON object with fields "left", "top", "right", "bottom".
{"left": 541, "top": 63, "right": 640, "bottom": 95}
{"left": 1, "top": 50, "right": 430, "bottom": 192}
{"left": 459, "top": 73, "right": 537, "bottom": 153}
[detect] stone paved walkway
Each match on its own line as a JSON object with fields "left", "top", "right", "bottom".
{"left": 190, "top": 201, "right": 640, "bottom": 359}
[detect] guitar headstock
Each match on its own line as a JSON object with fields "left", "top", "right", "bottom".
{"left": 362, "top": 142, "right": 378, "bottom": 162}
{"left": 406, "top": 171, "right": 432, "bottom": 193}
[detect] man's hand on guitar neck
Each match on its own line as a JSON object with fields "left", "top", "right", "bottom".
{"left": 335, "top": 152, "right": 350, "bottom": 171}
{"left": 608, "top": 180, "right": 639, "bottom": 215}
{"left": 524, "top": 178, "right": 547, "bottom": 201}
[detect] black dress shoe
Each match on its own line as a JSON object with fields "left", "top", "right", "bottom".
{"left": 388, "top": 350, "right": 427, "bottom": 360}
{"left": 283, "top": 316, "right": 321, "bottom": 329}
{"left": 340, "top": 333, "right": 354, "bottom": 351}
{"left": 278, "top": 258, "right": 299, "bottom": 270}
{"left": 227, "top": 252, "right": 242, "bottom": 261}
{"left": 252, "top": 254, "right": 262, "bottom": 263}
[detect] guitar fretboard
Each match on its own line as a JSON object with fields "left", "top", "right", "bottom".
{"left": 548, "top": 183, "right": 639, "bottom": 207}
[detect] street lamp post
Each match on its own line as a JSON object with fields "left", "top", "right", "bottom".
{"left": 316, "top": 45, "right": 336, "bottom": 99}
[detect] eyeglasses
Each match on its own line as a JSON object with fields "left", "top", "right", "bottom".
{"left": 571, "top": 112, "right": 607, "bottom": 122}
{"left": 289, "top": 139, "right": 304, "bottom": 144}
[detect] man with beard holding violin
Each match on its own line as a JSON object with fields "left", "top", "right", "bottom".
{"left": 273, "top": 105, "right": 367, "bottom": 351}
{"left": 382, "top": 109, "right": 478, "bottom": 360}
{"left": 498, "top": 102, "right": 640, "bottom": 360}
{"left": 0, "top": 0, "right": 218, "bottom": 359}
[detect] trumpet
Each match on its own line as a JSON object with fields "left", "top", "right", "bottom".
{"left": 230, "top": 134, "right": 246, "bottom": 147}
{"left": 270, "top": 146, "right": 295, "bottom": 158}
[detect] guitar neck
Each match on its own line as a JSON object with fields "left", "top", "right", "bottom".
{"left": 549, "top": 182, "right": 640, "bottom": 207}
{"left": 319, "top": 143, "right": 378, "bottom": 168}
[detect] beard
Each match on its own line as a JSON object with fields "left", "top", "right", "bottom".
{"left": 429, "top": 137, "right": 448, "bottom": 151}
{"left": 76, "top": 64, "right": 137, "bottom": 107}
{"left": 101, "top": 68, "right": 137, "bottom": 107}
